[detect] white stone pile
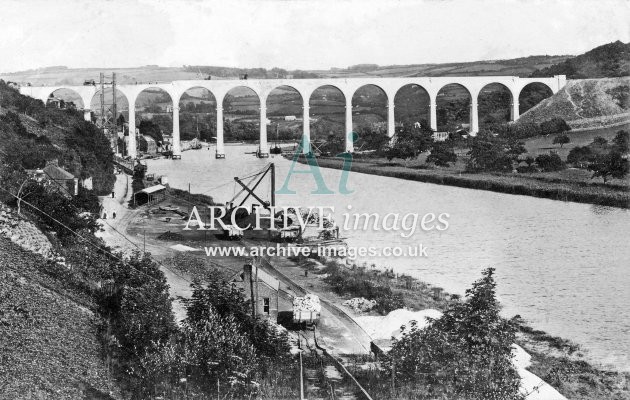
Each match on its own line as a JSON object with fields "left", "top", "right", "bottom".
{"left": 292, "top": 294, "right": 321, "bottom": 312}
{"left": 0, "top": 203, "right": 57, "bottom": 261}
{"left": 343, "top": 297, "right": 377, "bottom": 313}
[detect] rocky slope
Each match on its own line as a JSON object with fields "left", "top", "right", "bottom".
{"left": 517, "top": 78, "right": 630, "bottom": 129}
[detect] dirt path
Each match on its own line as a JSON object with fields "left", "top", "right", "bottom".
{"left": 96, "top": 173, "right": 193, "bottom": 322}
{"left": 98, "top": 175, "right": 374, "bottom": 352}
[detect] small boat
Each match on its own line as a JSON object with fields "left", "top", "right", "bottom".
{"left": 159, "top": 205, "right": 180, "bottom": 212}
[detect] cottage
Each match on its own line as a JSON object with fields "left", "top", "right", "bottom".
{"left": 138, "top": 135, "right": 157, "bottom": 154}
{"left": 43, "top": 162, "right": 78, "bottom": 196}
{"left": 232, "top": 264, "right": 280, "bottom": 321}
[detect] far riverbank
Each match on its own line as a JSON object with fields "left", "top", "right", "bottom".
{"left": 290, "top": 155, "right": 629, "bottom": 208}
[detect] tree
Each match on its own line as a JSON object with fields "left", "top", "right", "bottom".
{"left": 466, "top": 133, "right": 513, "bottom": 172}
{"left": 427, "top": 141, "right": 457, "bottom": 167}
{"left": 588, "top": 151, "right": 629, "bottom": 183}
{"left": 535, "top": 152, "right": 566, "bottom": 172}
{"left": 354, "top": 126, "right": 389, "bottom": 152}
{"left": 553, "top": 134, "right": 570, "bottom": 148}
{"left": 138, "top": 119, "right": 164, "bottom": 144}
{"left": 382, "top": 122, "right": 434, "bottom": 163}
{"left": 116, "top": 113, "right": 126, "bottom": 129}
{"left": 612, "top": 130, "right": 629, "bottom": 153}
{"left": 592, "top": 136, "right": 608, "bottom": 147}
{"left": 567, "top": 146, "right": 594, "bottom": 166}
{"left": 390, "top": 268, "right": 523, "bottom": 400}
{"left": 540, "top": 118, "right": 570, "bottom": 136}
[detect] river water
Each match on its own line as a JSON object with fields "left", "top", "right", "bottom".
{"left": 147, "top": 144, "right": 630, "bottom": 371}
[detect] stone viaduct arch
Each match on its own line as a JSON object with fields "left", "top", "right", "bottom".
{"left": 19, "top": 75, "right": 566, "bottom": 159}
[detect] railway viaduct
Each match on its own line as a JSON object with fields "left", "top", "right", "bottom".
{"left": 20, "top": 75, "right": 566, "bottom": 158}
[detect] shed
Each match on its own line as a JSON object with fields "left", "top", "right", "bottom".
{"left": 134, "top": 184, "right": 166, "bottom": 206}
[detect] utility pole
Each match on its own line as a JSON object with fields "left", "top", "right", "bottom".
{"left": 270, "top": 163, "right": 275, "bottom": 207}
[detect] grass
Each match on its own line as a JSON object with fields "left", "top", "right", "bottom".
{"left": 523, "top": 123, "right": 630, "bottom": 158}
{"left": 0, "top": 237, "right": 121, "bottom": 399}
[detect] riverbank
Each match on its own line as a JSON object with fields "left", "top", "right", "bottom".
{"left": 290, "top": 155, "right": 629, "bottom": 208}
{"left": 284, "top": 256, "right": 630, "bottom": 400}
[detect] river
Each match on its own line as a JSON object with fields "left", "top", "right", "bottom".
{"left": 146, "top": 144, "right": 630, "bottom": 371}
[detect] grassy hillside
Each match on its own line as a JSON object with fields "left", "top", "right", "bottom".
{"left": 0, "top": 237, "right": 121, "bottom": 399}
{"left": 531, "top": 41, "right": 630, "bottom": 79}
{"left": 0, "top": 80, "right": 115, "bottom": 195}
{"left": 517, "top": 78, "right": 630, "bottom": 129}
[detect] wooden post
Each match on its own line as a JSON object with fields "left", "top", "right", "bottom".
{"left": 299, "top": 348, "right": 305, "bottom": 400}
{"left": 270, "top": 163, "right": 275, "bottom": 207}
{"left": 248, "top": 264, "right": 256, "bottom": 319}
{"left": 254, "top": 258, "right": 259, "bottom": 316}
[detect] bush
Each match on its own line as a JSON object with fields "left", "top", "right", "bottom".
{"left": 21, "top": 184, "right": 99, "bottom": 243}
{"left": 536, "top": 153, "right": 566, "bottom": 172}
{"left": 612, "top": 130, "right": 629, "bottom": 153}
{"left": 540, "top": 118, "right": 571, "bottom": 136}
{"left": 567, "top": 146, "right": 594, "bottom": 165}
{"left": 592, "top": 136, "right": 608, "bottom": 147}
{"left": 390, "top": 268, "right": 523, "bottom": 400}
{"left": 323, "top": 263, "right": 404, "bottom": 314}
{"left": 382, "top": 122, "right": 434, "bottom": 162}
{"left": 427, "top": 141, "right": 457, "bottom": 167}
{"left": 516, "top": 165, "right": 538, "bottom": 173}
{"left": 588, "top": 151, "right": 629, "bottom": 183}
{"left": 466, "top": 136, "right": 514, "bottom": 172}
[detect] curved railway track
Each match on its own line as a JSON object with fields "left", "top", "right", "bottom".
{"left": 298, "top": 329, "right": 372, "bottom": 400}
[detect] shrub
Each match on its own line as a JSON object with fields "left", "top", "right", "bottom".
{"left": 592, "top": 136, "right": 608, "bottom": 147}
{"left": 535, "top": 153, "right": 566, "bottom": 172}
{"left": 588, "top": 151, "right": 629, "bottom": 183}
{"left": 567, "top": 146, "right": 594, "bottom": 165}
{"left": 382, "top": 122, "right": 434, "bottom": 162}
{"left": 427, "top": 141, "right": 457, "bottom": 167}
{"left": 540, "top": 118, "right": 571, "bottom": 135}
{"left": 390, "top": 268, "right": 523, "bottom": 400}
{"left": 466, "top": 136, "right": 514, "bottom": 172}
{"left": 612, "top": 130, "right": 629, "bottom": 153}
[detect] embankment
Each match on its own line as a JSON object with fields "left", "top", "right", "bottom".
{"left": 292, "top": 156, "right": 629, "bottom": 208}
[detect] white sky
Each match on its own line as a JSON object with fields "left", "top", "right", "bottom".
{"left": 0, "top": 0, "right": 628, "bottom": 73}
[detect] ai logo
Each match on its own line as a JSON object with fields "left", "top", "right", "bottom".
{"left": 276, "top": 132, "right": 357, "bottom": 195}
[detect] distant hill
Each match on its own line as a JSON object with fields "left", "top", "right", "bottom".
{"left": 531, "top": 41, "right": 630, "bottom": 79}
{"left": 1, "top": 55, "right": 576, "bottom": 85}
{"left": 517, "top": 77, "right": 630, "bottom": 130}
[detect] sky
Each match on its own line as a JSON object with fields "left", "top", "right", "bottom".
{"left": 0, "top": 0, "right": 629, "bottom": 73}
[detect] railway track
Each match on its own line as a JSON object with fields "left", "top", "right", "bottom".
{"left": 298, "top": 329, "right": 372, "bottom": 400}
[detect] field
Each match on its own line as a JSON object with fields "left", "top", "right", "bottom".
{"left": 292, "top": 147, "right": 629, "bottom": 208}
{"left": 524, "top": 122, "right": 630, "bottom": 158}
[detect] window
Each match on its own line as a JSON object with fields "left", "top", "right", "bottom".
{"left": 263, "top": 298, "right": 270, "bottom": 314}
